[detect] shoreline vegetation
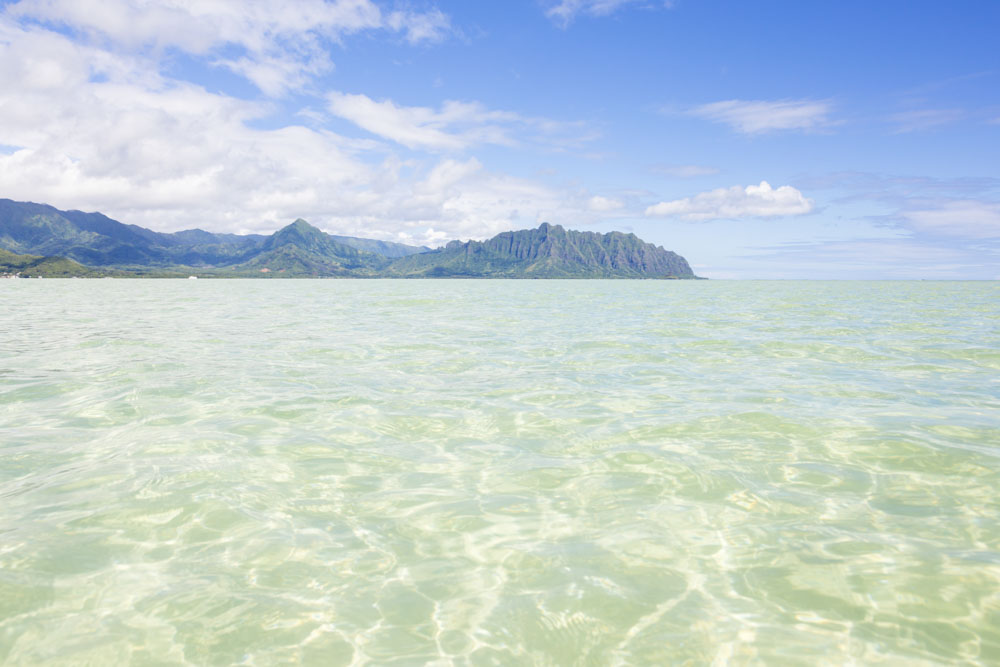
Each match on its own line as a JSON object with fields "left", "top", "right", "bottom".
{"left": 1, "top": 198, "right": 698, "bottom": 279}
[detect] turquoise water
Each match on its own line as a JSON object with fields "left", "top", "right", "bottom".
{"left": 1, "top": 280, "right": 998, "bottom": 665}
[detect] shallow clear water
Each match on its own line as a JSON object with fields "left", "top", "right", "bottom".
{"left": 1, "top": 280, "right": 998, "bottom": 665}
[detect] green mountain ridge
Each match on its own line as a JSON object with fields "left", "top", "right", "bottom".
{"left": 0, "top": 199, "right": 697, "bottom": 278}
{"left": 387, "top": 222, "right": 694, "bottom": 278}
{"left": 0, "top": 199, "right": 428, "bottom": 268}
{"left": 234, "top": 220, "right": 390, "bottom": 275}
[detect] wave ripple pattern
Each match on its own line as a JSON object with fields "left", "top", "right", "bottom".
{"left": 1, "top": 280, "right": 999, "bottom": 665}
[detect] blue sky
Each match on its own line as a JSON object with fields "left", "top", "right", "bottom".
{"left": 0, "top": 0, "right": 997, "bottom": 278}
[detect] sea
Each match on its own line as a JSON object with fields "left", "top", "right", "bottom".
{"left": 1, "top": 279, "right": 998, "bottom": 665}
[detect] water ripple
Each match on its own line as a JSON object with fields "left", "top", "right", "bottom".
{"left": 1, "top": 279, "right": 998, "bottom": 664}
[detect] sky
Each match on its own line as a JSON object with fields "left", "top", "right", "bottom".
{"left": 0, "top": 0, "right": 998, "bottom": 278}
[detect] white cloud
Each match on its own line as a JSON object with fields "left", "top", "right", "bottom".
{"left": 587, "top": 195, "right": 624, "bottom": 211}
{"left": 904, "top": 200, "right": 1000, "bottom": 238}
{"left": 328, "top": 92, "right": 519, "bottom": 151}
{"left": 5, "top": 0, "right": 450, "bottom": 95}
{"left": 388, "top": 157, "right": 588, "bottom": 240}
{"left": 544, "top": 0, "right": 672, "bottom": 27}
{"left": 386, "top": 7, "right": 451, "bottom": 45}
{"left": 327, "top": 91, "right": 590, "bottom": 152}
{"left": 221, "top": 53, "right": 334, "bottom": 98}
{"left": 0, "top": 19, "right": 608, "bottom": 246}
{"left": 7, "top": 0, "right": 385, "bottom": 52}
{"left": 645, "top": 181, "right": 814, "bottom": 220}
{"left": 691, "top": 99, "right": 834, "bottom": 134}
{"left": 890, "top": 109, "right": 964, "bottom": 133}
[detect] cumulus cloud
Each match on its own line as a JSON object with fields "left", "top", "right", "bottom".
{"left": 691, "top": 99, "right": 834, "bottom": 134}
{"left": 0, "top": 4, "right": 615, "bottom": 246}
{"left": 327, "top": 91, "right": 590, "bottom": 152}
{"left": 645, "top": 181, "right": 814, "bottom": 220}
{"left": 903, "top": 200, "right": 1000, "bottom": 238}
{"left": 544, "top": 0, "right": 672, "bottom": 26}
{"left": 0, "top": 18, "right": 607, "bottom": 245}
{"left": 5, "top": 0, "right": 450, "bottom": 95}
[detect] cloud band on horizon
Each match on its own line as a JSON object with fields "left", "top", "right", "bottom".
{"left": 645, "top": 181, "right": 814, "bottom": 220}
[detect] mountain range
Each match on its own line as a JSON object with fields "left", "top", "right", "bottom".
{"left": 0, "top": 199, "right": 696, "bottom": 279}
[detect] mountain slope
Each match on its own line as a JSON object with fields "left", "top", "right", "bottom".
{"left": 0, "top": 199, "right": 260, "bottom": 266}
{"left": 0, "top": 247, "right": 108, "bottom": 277}
{"left": 330, "top": 235, "right": 430, "bottom": 258}
{"left": 386, "top": 223, "right": 695, "bottom": 278}
{"left": 0, "top": 199, "right": 427, "bottom": 266}
{"left": 230, "top": 219, "right": 390, "bottom": 275}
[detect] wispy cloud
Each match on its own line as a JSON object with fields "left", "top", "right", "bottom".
{"left": 328, "top": 92, "right": 514, "bottom": 151}
{"left": 690, "top": 99, "right": 835, "bottom": 134}
{"left": 889, "top": 108, "right": 964, "bottom": 133}
{"left": 327, "top": 91, "right": 591, "bottom": 152}
{"left": 221, "top": 53, "right": 333, "bottom": 98}
{"left": 646, "top": 181, "right": 813, "bottom": 220}
{"left": 903, "top": 200, "right": 1000, "bottom": 238}
{"left": 652, "top": 164, "right": 720, "bottom": 178}
{"left": 543, "top": 0, "right": 673, "bottom": 27}
{"left": 587, "top": 195, "right": 624, "bottom": 211}
{"left": 743, "top": 238, "right": 992, "bottom": 280}
{"left": 793, "top": 171, "right": 1000, "bottom": 240}
{"left": 795, "top": 171, "right": 1000, "bottom": 199}
{"left": 386, "top": 7, "right": 451, "bottom": 45}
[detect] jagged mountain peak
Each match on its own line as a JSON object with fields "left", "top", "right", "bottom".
{"left": 387, "top": 224, "right": 696, "bottom": 278}
{"left": 274, "top": 218, "right": 324, "bottom": 238}
{"left": 266, "top": 219, "right": 345, "bottom": 252}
